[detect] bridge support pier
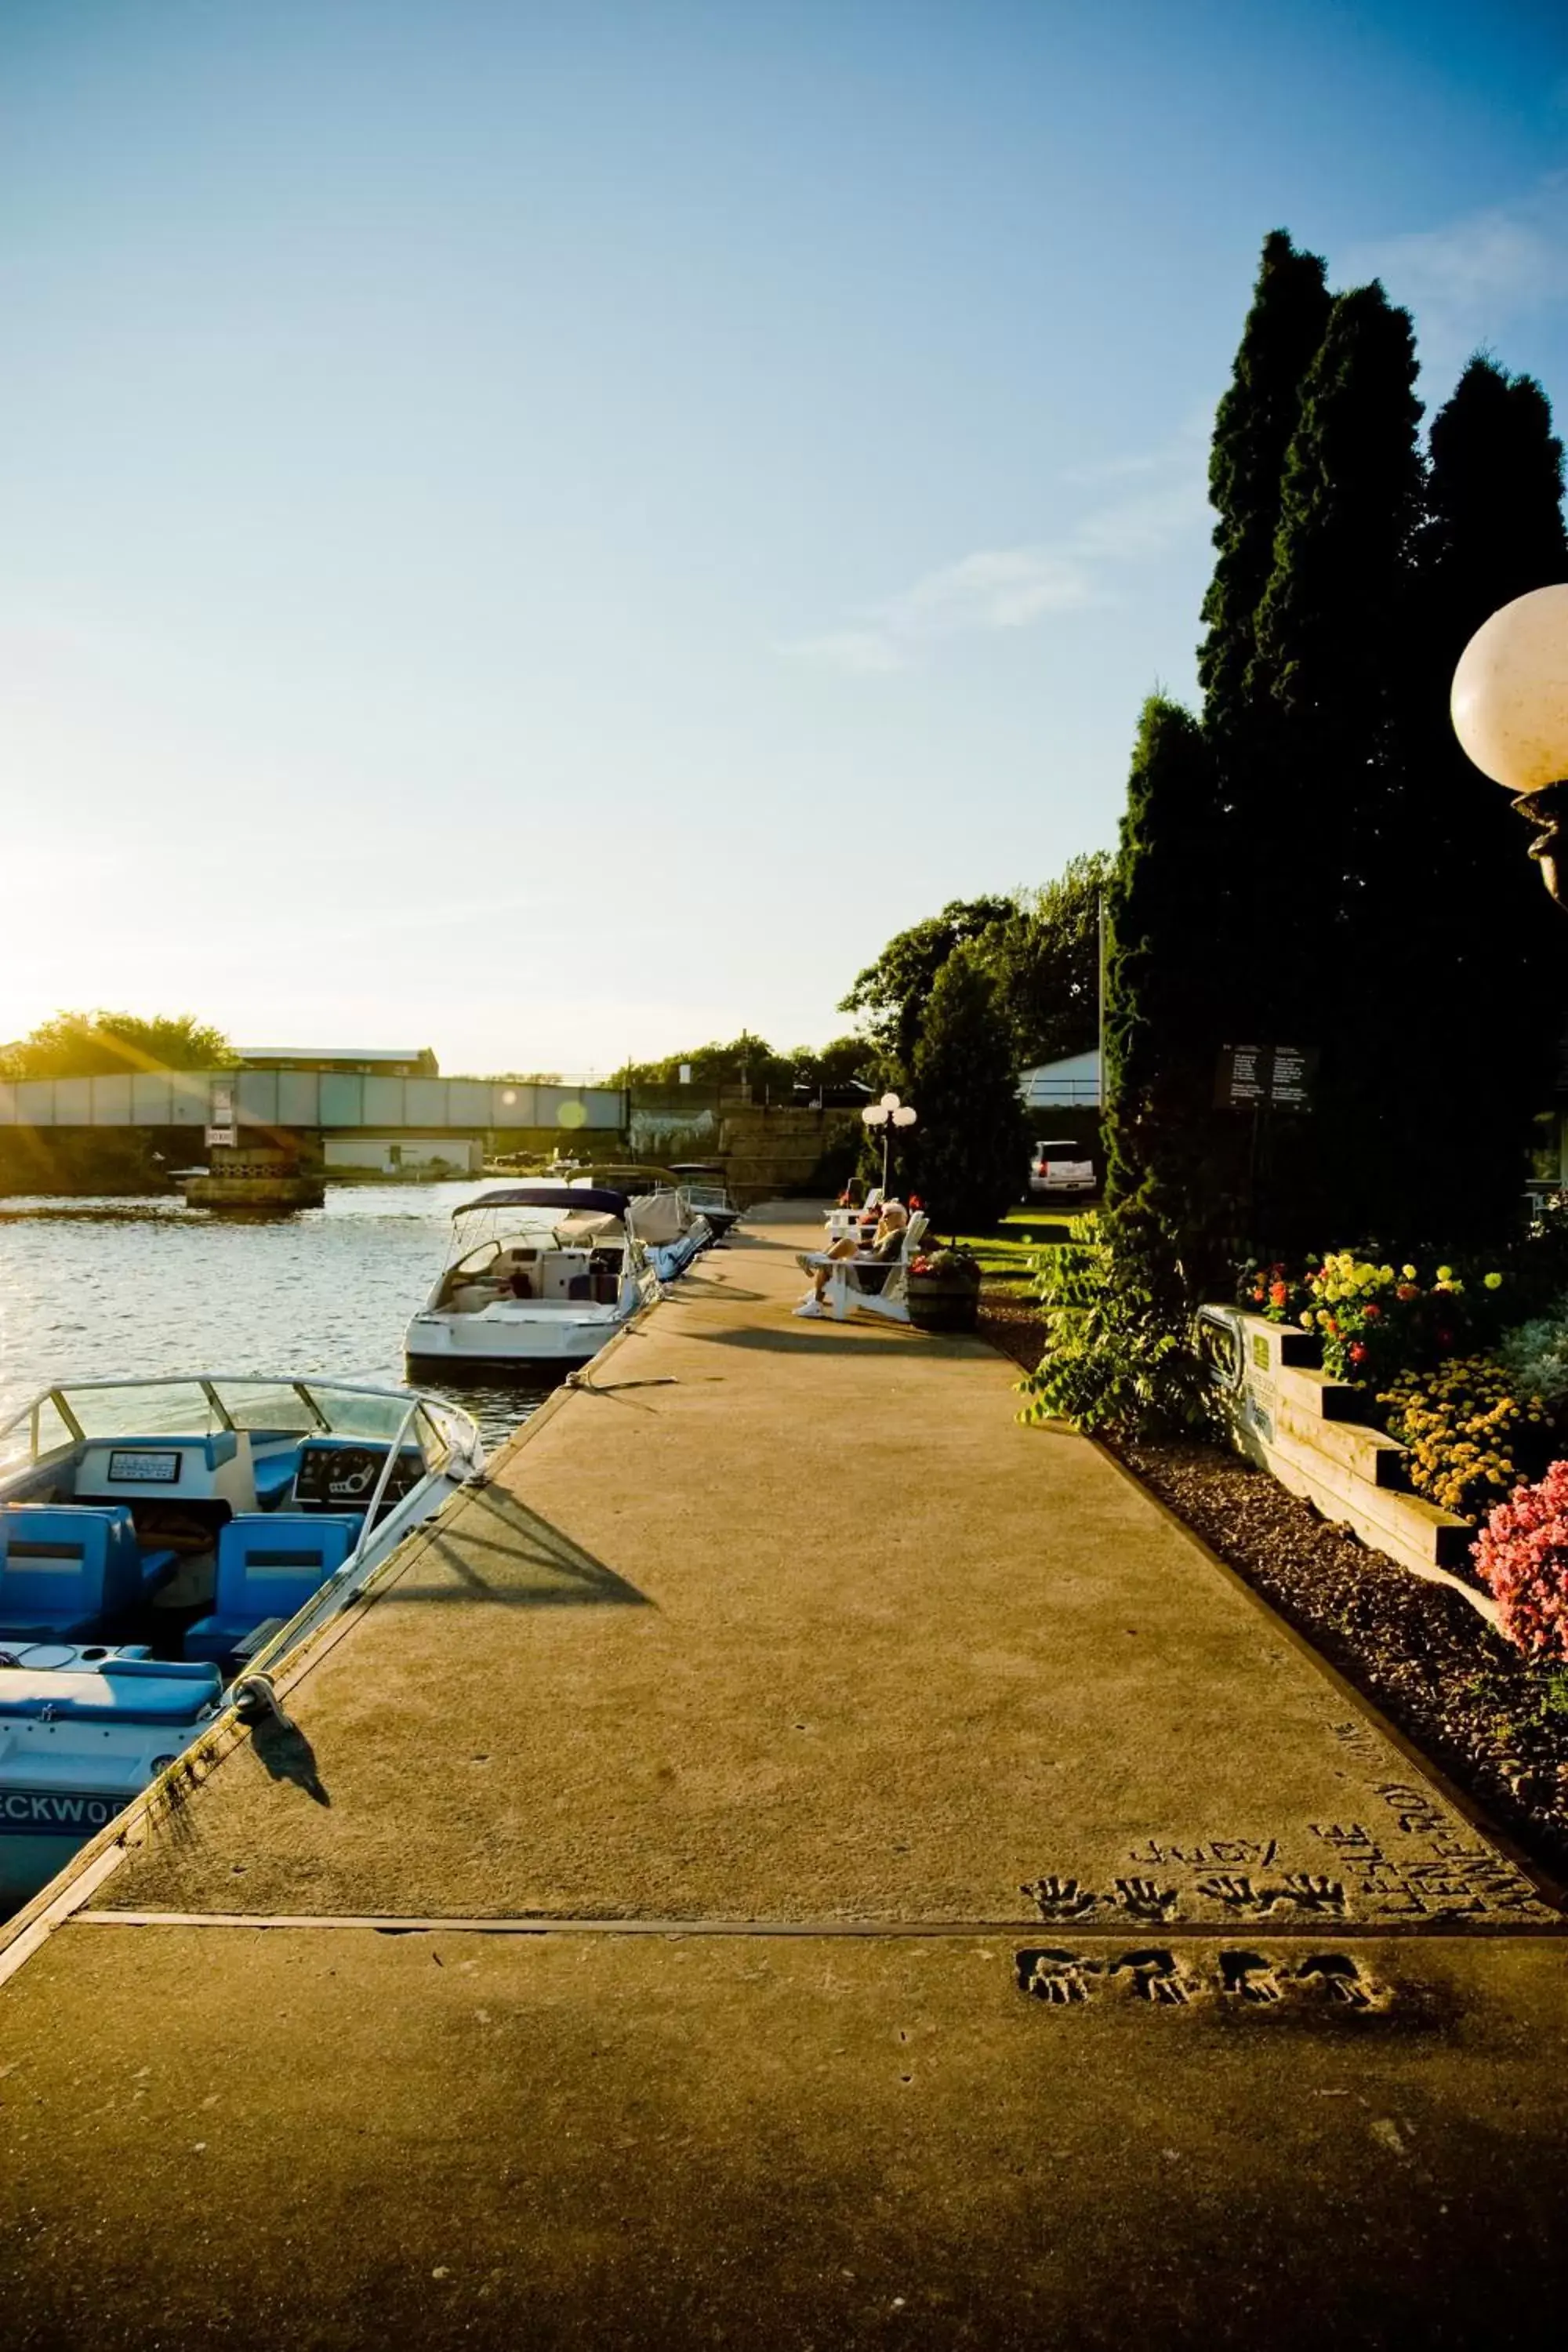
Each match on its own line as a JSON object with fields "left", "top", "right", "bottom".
{"left": 185, "top": 1138, "right": 325, "bottom": 1212}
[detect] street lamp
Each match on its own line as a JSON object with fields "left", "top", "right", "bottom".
{"left": 861, "top": 1091, "right": 917, "bottom": 1193}
{"left": 1452, "top": 583, "right": 1568, "bottom": 906}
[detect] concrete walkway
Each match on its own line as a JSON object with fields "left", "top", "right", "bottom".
{"left": 4, "top": 1208, "right": 1568, "bottom": 2347}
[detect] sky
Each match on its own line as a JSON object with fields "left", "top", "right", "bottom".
{"left": 2, "top": 0, "right": 1566, "bottom": 1076}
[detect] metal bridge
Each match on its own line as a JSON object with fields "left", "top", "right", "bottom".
{"left": 0, "top": 1070, "right": 627, "bottom": 1138}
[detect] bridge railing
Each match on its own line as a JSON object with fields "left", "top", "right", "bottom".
{"left": 0, "top": 1071, "right": 628, "bottom": 1134}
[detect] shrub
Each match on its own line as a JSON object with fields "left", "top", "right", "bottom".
{"left": 1497, "top": 1303, "right": 1568, "bottom": 1416}
{"left": 1473, "top": 1460, "right": 1568, "bottom": 1660}
{"left": 1017, "top": 1213, "right": 1214, "bottom": 1438}
{"left": 1378, "top": 1356, "right": 1549, "bottom": 1522}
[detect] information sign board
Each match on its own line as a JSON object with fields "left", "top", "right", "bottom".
{"left": 1214, "top": 1044, "right": 1319, "bottom": 1110}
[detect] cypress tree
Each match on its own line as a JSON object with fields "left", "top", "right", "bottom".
{"left": 1102, "top": 695, "right": 1233, "bottom": 1298}
{"left": 1197, "top": 230, "right": 1333, "bottom": 739}
{"left": 908, "top": 942, "right": 1030, "bottom": 1231}
{"left": 1246, "top": 280, "right": 1425, "bottom": 1240}
{"left": 1398, "top": 359, "right": 1568, "bottom": 1241}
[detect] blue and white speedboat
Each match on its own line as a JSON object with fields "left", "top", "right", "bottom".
{"left": 0, "top": 1372, "right": 482, "bottom": 1910}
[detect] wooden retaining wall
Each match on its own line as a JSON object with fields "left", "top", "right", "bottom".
{"left": 1203, "top": 1307, "right": 1498, "bottom": 1628}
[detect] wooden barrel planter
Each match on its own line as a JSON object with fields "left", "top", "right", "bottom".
{"left": 906, "top": 1263, "right": 982, "bottom": 1334}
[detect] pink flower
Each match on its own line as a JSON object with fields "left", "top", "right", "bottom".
{"left": 1474, "top": 1461, "right": 1568, "bottom": 1661}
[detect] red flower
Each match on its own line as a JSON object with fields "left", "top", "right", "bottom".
{"left": 1349, "top": 1342, "right": 1367, "bottom": 1364}
{"left": 1269, "top": 1280, "right": 1288, "bottom": 1308}
{"left": 1363, "top": 1302, "right": 1381, "bottom": 1320}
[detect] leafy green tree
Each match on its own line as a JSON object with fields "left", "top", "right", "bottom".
{"left": 788, "top": 1035, "right": 874, "bottom": 1097}
{"left": 988, "top": 851, "right": 1113, "bottom": 1066}
{"left": 1101, "top": 696, "right": 1236, "bottom": 1297}
{"left": 839, "top": 895, "right": 1014, "bottom": 1074}
{"left": 612, "top": 1032, "right": 796, "bottom": 1096}
{"left": 907, "top": 942, "right": 1030, "bottom": 1230}
{"left": 1197, "top": 229, "right": 1332, "bottom": 740}
{"left": 0, "top": 1010, "right": 238, "bottom": 1080}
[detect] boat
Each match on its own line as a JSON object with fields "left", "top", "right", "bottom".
{"left": 404, "top": 1185, "right": 659, "bottom": 1374}
{"left": 565, "top": 1165, "right": 714, "bottom": 1280}
{"left": 665, "top": 1163, "right": 744, "bottom": 1243}
{"left": 0, "top": 1371, "right": 482, "bottom": 1911}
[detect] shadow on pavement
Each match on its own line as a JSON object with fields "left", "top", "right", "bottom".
{"left": 383, "top": 1485, "right": 652, "bottom": 1610}
{"left": 691, "top": 1325, "right": 981, "bottom": 1359}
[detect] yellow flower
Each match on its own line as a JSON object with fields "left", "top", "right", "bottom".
{"left": 1402, "top": 1265, "right": 1417, "bottom": 1281}
{"left": 1436, "top": 1265, "right": 1453, "bottom": 1283}
{"left": 1484, "top": 1272, "right": 1503, "bottom": 1290}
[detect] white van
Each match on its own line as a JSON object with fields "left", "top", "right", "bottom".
{"left": 1029, "top": 1139, "right": 1096, "bottom": 1196}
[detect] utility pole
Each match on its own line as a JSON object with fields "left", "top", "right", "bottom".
{"left": 1097, "top": 895, "right": 1106, "bottom": 1109}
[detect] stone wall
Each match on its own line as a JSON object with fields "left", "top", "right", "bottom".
{"left": 717, "top": 1108, "right": 863, "bottom": 1206}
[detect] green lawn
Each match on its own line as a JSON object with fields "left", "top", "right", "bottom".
{"left": 929, "top": 1203, "right": 1090, "bottom": 1290}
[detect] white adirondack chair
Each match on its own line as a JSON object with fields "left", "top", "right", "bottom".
{"left": 822, "top": 1212, "right": 929, "bottom": 1324}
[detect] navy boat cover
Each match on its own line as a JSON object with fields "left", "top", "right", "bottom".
{"left": 454, "top": 1187, "right": 628, "bottom": 1216}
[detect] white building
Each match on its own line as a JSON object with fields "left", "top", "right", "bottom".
{"left": 1018, "top": 1050, "right": 1100, "bottom": 1110}
{"left": 323, "top": 1138, "right": 481, "bottom": 1175}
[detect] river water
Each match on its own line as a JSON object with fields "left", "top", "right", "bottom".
{"left": 0, "top": 1181, "right": 557, "bottom": 1451}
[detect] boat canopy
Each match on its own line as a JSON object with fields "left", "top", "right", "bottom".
{"left": 453, "top": 1186, "right": 628, "bottom": 1218}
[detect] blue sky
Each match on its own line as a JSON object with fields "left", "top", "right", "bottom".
{"left": 3, "top": 0, "right": 1566, "bottom": 1073}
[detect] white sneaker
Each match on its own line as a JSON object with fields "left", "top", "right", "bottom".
{"left": 793, "top": 1298, "right": 827, "bottom": 1318}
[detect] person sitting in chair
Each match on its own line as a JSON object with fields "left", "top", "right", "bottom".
{"left": 793, "top": 1203, "right": 908, "bottom": 1319}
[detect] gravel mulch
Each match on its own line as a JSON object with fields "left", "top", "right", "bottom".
{"left": 976, "top": 1287, "right": 1047, "bottom": 1372}
{"left": 1115, "top": 1436, "right": 1568, "bottom": 1886}
{"left": 973, "top": 1288, "right": 1568, "bottom": 1885}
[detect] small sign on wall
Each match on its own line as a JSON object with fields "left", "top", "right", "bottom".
{"left": 205, "top": 1126, "right": 237, "bottom": 1148}
{"left": 1214, "top": 1044, "right": 1319, "bottom": 1110}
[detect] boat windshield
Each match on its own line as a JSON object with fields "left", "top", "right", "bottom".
{"left": 445, "top": 1205, "right": 628, "bottom": 1273}
{"left": 0, "top": 1374, "right": 474, "bottom": 1473}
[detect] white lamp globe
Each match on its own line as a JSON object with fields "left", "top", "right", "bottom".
{"left": 880, "top": 1092, "right": 901, "bottom": 1111}
{"left": 1451, "top": 583, "right": 1568, "bottom": 795}
{"left": 892, "top": 1105, "right": 917, "bottom": 1127}
{"left": 861, "top": 1104, "right": 885, "bottom": 1127}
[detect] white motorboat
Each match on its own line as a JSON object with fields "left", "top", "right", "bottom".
{"left": 0, "top": 1371, "right": 482, "bottom": 1911}
{"left": 666, "top": 1163, "right": 744, "bottom": 1243}
{"left": 567, "top": 1164, "right": 714, "bottom": 1279}
{"left": 404, "top": 1185, "right": 659, "bottom": 1373}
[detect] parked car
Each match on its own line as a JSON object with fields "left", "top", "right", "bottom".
{"left": 1028, "top": 1139, "right": 1097, "bottom": 1197}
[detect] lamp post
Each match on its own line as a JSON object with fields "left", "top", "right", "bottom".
{"left": 861, "top": 1091, "right": 917, "bottom": 1194}
{"left": 1452, "top": 583, "right": 1568, "bottom": 906}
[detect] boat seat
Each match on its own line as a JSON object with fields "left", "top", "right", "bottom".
{"left": 252, "top": 1447, "right": 302, "bottom": 1508}
{"left": 0, "top": 1504, "right": 146, "bottom": 1639}
{"left": 185, "top": 1512, "right": 362, "bottom": 1662}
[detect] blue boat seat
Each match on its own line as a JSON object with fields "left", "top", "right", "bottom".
{"left": 252, "top": 1446, "right": 302, "bottom": 1508}
{"left": 185, "top": 1512, "right": 361, "bottom": 1662}
{"left": 0, "top": 1505, "right": 145, "bottom": 1639}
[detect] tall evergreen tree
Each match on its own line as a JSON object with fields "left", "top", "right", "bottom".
{"left": 1102, "top": 695, "right": 1235, "bottom": 1297}
{"left": 1197, "top": 230, "right": 1333, "bottom": 739}
{"left": 1397, "top": 358, "right": 1568, "bottom": 1241}
{"left": 908, "top": 942, "right": 1030, "bottom": 1231}
{"left": 1245, "top": 279, "right": 1425, "bottom": 1240}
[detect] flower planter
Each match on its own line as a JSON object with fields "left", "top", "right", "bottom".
{"left": 906, "top": 1268, "right": 981, "bottom": 1334}
{"left": 1196, "top": 1305, "right": 1497, "bottom": 1624}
